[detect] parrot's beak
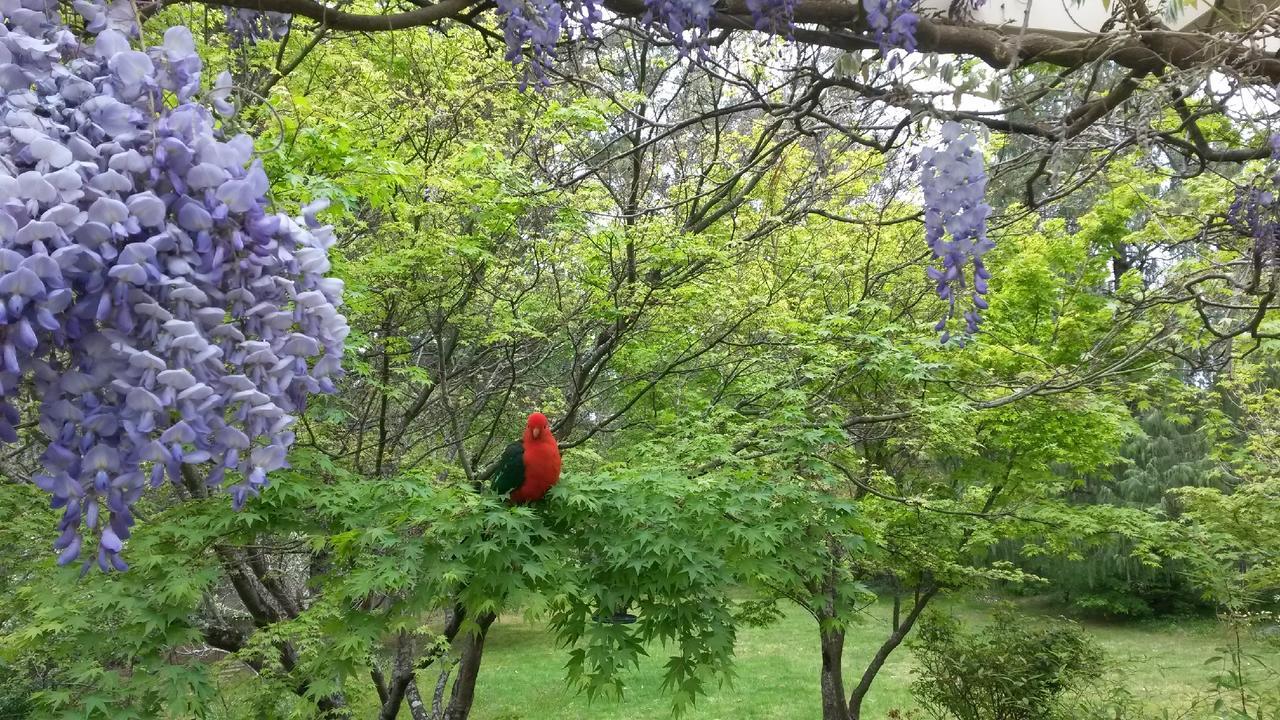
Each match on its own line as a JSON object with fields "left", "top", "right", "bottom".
{"left": 532, "top": 427, "right": 542, "bottom": 439}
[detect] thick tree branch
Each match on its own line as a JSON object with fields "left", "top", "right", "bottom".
{"left": 181, "top": 0, "right": 478, "bottom": 31}
{"left": 173, "top": 0, "right": 1280, "bottom": 87}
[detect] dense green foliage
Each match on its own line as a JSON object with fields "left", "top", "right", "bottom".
{"left": 1008, "top": 409, "right": 1221, "bottom": 617}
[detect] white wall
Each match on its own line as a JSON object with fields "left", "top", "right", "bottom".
{"left": 915, "top": 0, "right": 1245, "bottom": 38}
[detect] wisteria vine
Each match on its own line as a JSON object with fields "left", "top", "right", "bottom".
{"left": 1227, "top": 133, "right": 1280, "bottom": 269}
{"left": 490, "top": 0, "right": 939, "bottom": 83}
{"left": 863, "top": 0, "right": 919, "bottom": 62}
{"left": 920, "top": 121, "right": 993, "bottom": 343}
{"left": 1227, "top": 184, "right": 1279, "bottom": 262}
{"left": 745, "top": 0, "right": 797, "bottom": 35}
{"left": 496, "top": 0, "right": 567, "bottom": 87}
{"left": 0, "top": 0, "right": 347, "bottom": 572}
{"left": 223, "top": 8, "right": 291, "bottom": 50}
{"left": 640, "top": 0, "right": 716, "bottom": 55}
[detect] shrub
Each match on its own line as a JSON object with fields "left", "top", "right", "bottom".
{"left": 0, "top": 661, "right": 37, "bottom": 720}
{"left": 909, "top": 605, "right": 1105, "bottom": 720}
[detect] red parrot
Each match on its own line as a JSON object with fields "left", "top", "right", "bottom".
{"left": 492, "top": 412, "right": 562, "bottom": 503}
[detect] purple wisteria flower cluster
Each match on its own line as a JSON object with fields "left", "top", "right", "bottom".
{"left": 496, "top": 0, "right": 721, "bottom": 66}
{"left": 1228, "top": 186, "right": 1280, "bottom": 265}
{"left": 565, "top": 0, "right": 603, "bottom": 39}
{"left": 1228, "top": 184, "right": 1276, "bottom": 237}
{"left": 496, "top": 0, "right": 905, "bottom": 81}
{"left": 494, "top": 0, "right": 799, "bottom": 77}
{"left": 223, "top": 9, "right": 291, "bottom": 50}
{"left": 496, "top": 0, "right": 567, "bottom": 88}
{"left": 494, "top": 0, "right": 606, "bottom": 87}
{"left": 745, "top": 0, "right": 797, "bottom": 35}
{"left": 863, "top": 0, "right": 919, "bottom": 62}
{"left": 919, "top": 121, "right": 993, "bottom": 342}
{"left": 641, "top": 0, "right": 717, "bottom": 56}
{"left": 496, "top": 0, "right": 718, "bottom": 72}
{"left": 0, "top": 0, "right": 347, "bottom": 572}
{"left": 1224, "top": 134, "right": 1280, "bottom": 266}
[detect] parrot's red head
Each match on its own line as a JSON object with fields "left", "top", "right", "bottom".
{"left": 525, "top": 412, "right": 552, "bottom": 442}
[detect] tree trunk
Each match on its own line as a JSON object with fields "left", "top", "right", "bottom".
{"left": 376, "top": 633, "right": 416, "bottom": 720}
{"left": 441, "top": 612, "right": 496, "bottom": 720}
{"left": 372, "top": 607, "right": 468, "bottom": 720}
{"left": 819, "top": 622, "right": 850, "bottom": 720}
{"left": 1111, "top": 242, "right": 1132, "bottom": 290}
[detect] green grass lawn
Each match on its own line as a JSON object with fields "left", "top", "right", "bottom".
{"left": 462, "top": 596, "right": 1280, "bottom": 720}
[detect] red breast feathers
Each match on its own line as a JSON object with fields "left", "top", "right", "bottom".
{"left": 511, "top": 412, "right": 561, "bottom": 503}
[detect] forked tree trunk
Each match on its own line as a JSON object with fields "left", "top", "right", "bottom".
{"left": 441, "top": 612, "right": 496, "bottom": 720}
{"left": 847, "top": 587, "right": 939, "bottom": 720}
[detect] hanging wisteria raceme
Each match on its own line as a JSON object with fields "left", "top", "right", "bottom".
{"left": 919, "top": 121, "right": 993, "bottom": 343}
{"left": 494, "top": 0, "right": 608, "bottom": 86}
{"left": 1227, "top": 185, "right": 1279, "bottom": 262}
{"left": 863, "top": 0, "right": 919, "bottom": 63}
{"left": 745, "top": 0, "right": 797, "bottom": 35}
{"left": 1227, "top": 136, "right": 1280, "bottom": 267}
{"left": 640, "top": 0, "right": 717, "bottom": 56}
{"left": 496, "top": 0, "right": 567, "bottom": 88}
{"left": 223, "top": 8, "right": 291, "bottom": 49}
{"left": 1223, "top": 133, "right": 1280, "bottom": 265}
{"left": 0, "top": 0, "right": 348, "bottom": 573}
{"left": 565, "top": 0, "right": 603, "bottom": 38}
{"left": 493, "top": 0, "right": 931, "bottom": 82}
{"left": 493, "top": 0, "right": 723, "bottom": 74}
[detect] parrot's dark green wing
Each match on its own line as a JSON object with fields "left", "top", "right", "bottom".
{"left": 491, "top": 441, "right": 524, "bottom": 495}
